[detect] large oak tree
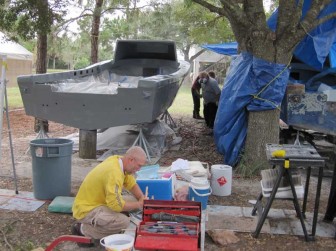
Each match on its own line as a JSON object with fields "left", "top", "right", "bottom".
{"left": 190, "top": 0, "right": 336, "bottom": 168}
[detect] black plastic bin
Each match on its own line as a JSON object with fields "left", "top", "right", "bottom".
{"left": 30, "top": 138, "right": 74, "bottom": 200}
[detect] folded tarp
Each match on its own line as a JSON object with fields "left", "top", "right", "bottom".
{"left": 214, "top": 52, "right": 289, "bottom": 166}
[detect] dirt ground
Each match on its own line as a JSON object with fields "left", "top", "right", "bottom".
{"left": 0, "top": 109, "right": 335, "bottom": 250}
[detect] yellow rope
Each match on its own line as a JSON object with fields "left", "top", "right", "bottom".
{"left": 300, "top": 22, "right": 314, "bottom": 39}
{"left": 251, "top": 95, "right": 282, "bottom": 111}
{"left": 251, "top": 56, "right": 293, "bottom": 109}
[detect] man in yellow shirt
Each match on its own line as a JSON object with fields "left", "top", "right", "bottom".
{"left": 72, "top": 146, "right": 147, "bottom": 245}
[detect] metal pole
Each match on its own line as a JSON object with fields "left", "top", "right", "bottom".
{"left": 4, "top": 81, "right": 19, "bottom": 194}
{"left": 0, "top": 55, "right": 7, "bottom": 162}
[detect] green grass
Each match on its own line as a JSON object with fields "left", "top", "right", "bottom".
{"left": 168, "top": 84, "right": 203, "bottom": 116}
{"left": 7, "top": 87, "right": 23, "bottom": 109}
{"left": 6, "top": 82, "right": 198, "bottom": 115}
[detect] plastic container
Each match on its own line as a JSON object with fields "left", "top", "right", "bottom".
{"left": 100, "top": 234, "right": 134, "bottom": 251}
{"left": 188, "top": 177, "right": 211, "bottom": 210}
{"left": 261, "top": 181, "right": 304, "bottom": 199}
{"left": 136, "top": 164, "right": 160, "bottom": 179}
{"left": 30, "top": 138, "right": 73, "bottom": 200}
{"left": 210, "top": 165, "right": 232, "bottom": 196}
{"left": 137, "top": 174, "right": 174, "bottom": 200}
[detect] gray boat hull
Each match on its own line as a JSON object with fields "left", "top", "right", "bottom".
{"left": 18, "top": 40, "right": 190, "bottom": 130}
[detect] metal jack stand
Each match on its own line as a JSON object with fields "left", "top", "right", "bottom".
{"left": 160, "top": 110, "right": 178, "bottom": 131}
{"left": 132, "top": 126, "right": 153, "bottom": 163}
{"left": 35, "top": 120, "right": 49, "bottom": 139}
{"left": 25, "top": 120, "right": 49, "bottom": 155}
{"left": 0, "top": 55, "right": 19, "bottom": 194}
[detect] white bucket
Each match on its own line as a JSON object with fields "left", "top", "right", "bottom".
{"left": 100, "top": 234, "right": 134, "bottom": 251}
{"left": 210, "top": 165, "right": 232, "bottom": 196}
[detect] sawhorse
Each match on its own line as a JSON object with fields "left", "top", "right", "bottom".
{"left": 252, "top": 143, "right": 325, "bottom": 241}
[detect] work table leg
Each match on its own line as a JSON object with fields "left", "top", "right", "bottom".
{"left": 253, "top": 166, "right": 284, "bottom": 238}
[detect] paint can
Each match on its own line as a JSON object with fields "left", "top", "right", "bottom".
{"left": 210, "top": 165, "right": 232, "bottom": 196}
{"left": 188, "top": 177, "right": 212, "bottom": 210}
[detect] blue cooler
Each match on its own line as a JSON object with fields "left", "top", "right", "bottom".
{"left": 188, "top": 177, "right": 212, "bottom": 210}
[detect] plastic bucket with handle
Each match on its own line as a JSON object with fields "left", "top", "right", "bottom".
{"left": 188, "top": 177, "right": 212, "bottom": 210}
{"left": 100, "top": 234, "right": 134, "bottom": 251}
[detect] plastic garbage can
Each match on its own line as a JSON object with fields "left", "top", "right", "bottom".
{"left": 30, "top": 138, "right": 74, "bottom": 200}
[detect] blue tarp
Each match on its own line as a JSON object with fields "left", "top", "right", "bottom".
{"left": 201, "top": 42, "right": 238, "bottom": 56}
{"left": 203, "top": 1, "right": 336, "bottom": 70}
{"left": 267, "top": 0, "right": 336, "bottom": 70}
{"left": 214, "top": 52, "right": 289, "bottom": 166}
{"left": 204, "top": 1, "right": 336, "bottom": 166}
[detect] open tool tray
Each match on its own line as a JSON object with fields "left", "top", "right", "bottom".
{"left": 134, "top": 200, "right": 201, "bottom": 251}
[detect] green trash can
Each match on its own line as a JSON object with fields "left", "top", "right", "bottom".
{"left": 30, "top": 138, "right": 74, "bottom": 200}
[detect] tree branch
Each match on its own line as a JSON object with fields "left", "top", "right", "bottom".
{"left": 244, "top": 0, "right": 266, "bottom": 28}
{"left": 277, "top": 0, "right": 299, "bottom": 35}
{"left": 192, "top": 0, "right": 227, "bottom": 16}
{"left": 101, "top": 4, "right": 152, "bottom": 15}
{"left": 293, "top": 0, "right": 336, "bottom": 45}
{"left": 189, "top": 48, "right": 206, "bottom": 62}
{"left": 314, "top": 11, "right": 336, "bottom": 27}
{"left": 191, "top": 0, "right": 248, "bottom": 47}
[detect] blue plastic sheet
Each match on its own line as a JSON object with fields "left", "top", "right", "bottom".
{"left": 267, "top": 0, "right": 336, "bottom": 70}
{"left": 201, "top": 42, "right": 238, "bottom": 56}
{"left": 214, "top": 52, "right": 289, "bottom": 166}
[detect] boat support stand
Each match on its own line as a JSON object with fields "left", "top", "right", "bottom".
{"left": 132, "top": 126, "right": 153, "bottom": 163}
{"left": 160, "top": 110, "right": 178, "bottom": 131}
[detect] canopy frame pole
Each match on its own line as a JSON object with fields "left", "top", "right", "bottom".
{"left": 1, "top": 54, "right": 19, "bottom": 194}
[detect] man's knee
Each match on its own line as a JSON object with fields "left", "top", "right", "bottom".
{"left": 119, "top": 214, "right": 130, "bottom": 229}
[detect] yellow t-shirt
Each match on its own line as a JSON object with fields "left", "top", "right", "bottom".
{"left": 72, "top": 155, "right": 136, "bottom": 219}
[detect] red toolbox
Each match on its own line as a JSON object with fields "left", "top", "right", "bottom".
{"left": 134, "top": 200, "right": 202, "bottom": 251}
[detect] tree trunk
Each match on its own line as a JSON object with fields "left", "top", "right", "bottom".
{"left": 79, "top": 0, "right": 103, "bottom": 159}
{"left": 34, "top": 33, "right": 49, "bottom": 133}
{"left": 36, "top": 34, "right": 47, "bottom": 74}
{"left": 241, "top": 109, "right": 280, "bottom": 174}
{"left": 53, "top": 56, "right": 56, "bottom": 69}
{"left": 90, "top": 0, "right": 103, "bottom": 64}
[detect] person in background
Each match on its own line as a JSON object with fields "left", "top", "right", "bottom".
{"left": 208, "top": 71, "right": 216, "bottom": 81}
{"left": 191, "top": 73, "right": 204, "bottom": 119}
{"left": 200, "top": 71, "right": 221, "bottom": 133}
{"left": 72, "top": 146, "right": 148, "bottom": 246}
